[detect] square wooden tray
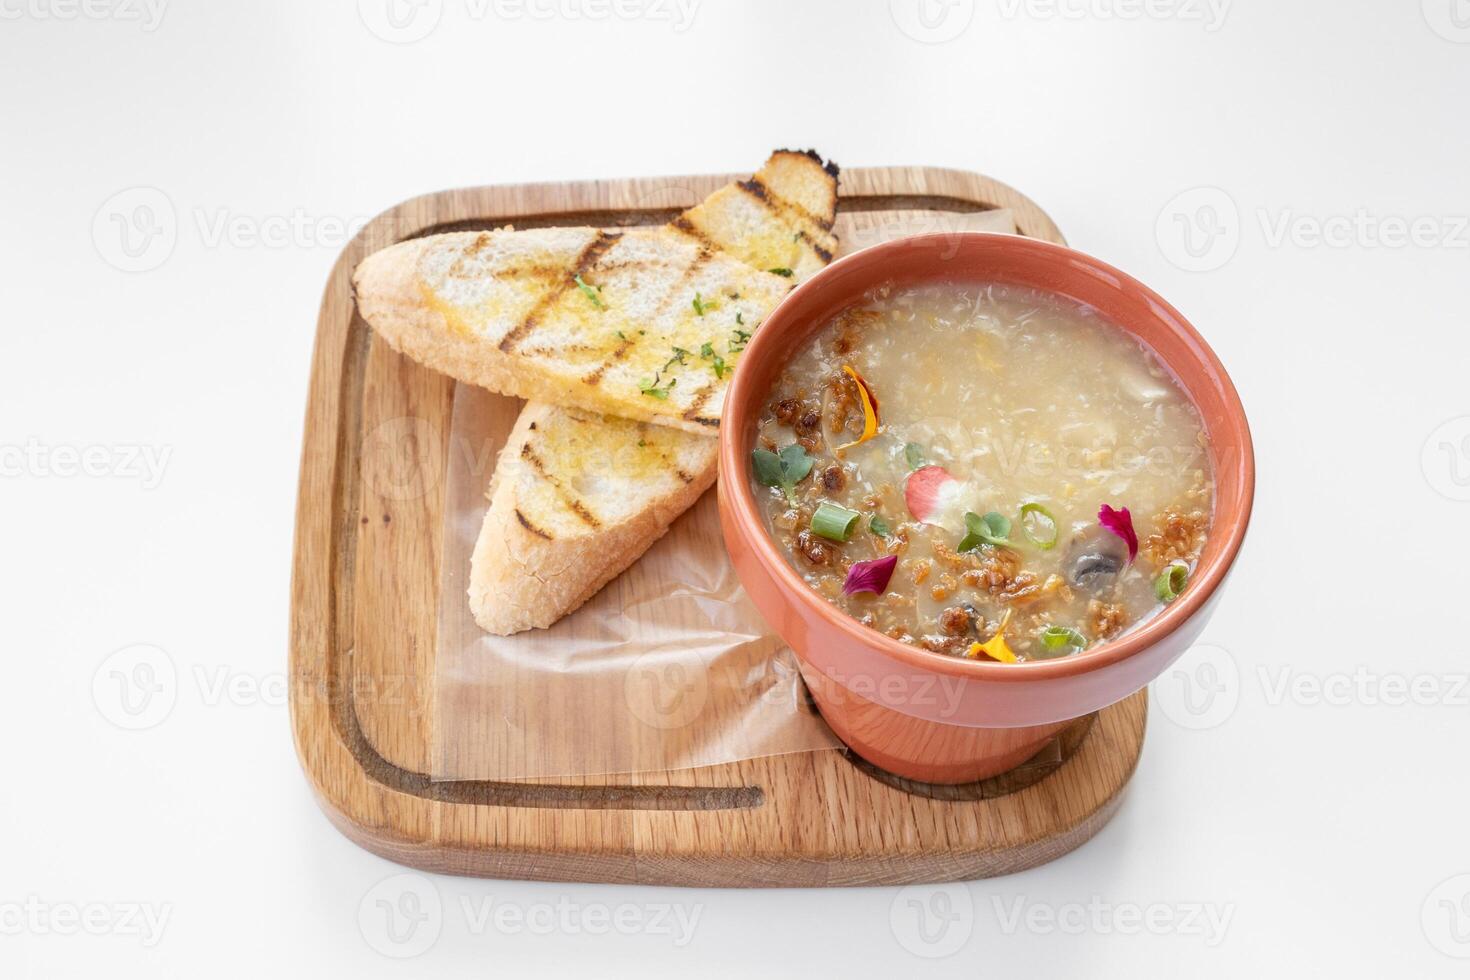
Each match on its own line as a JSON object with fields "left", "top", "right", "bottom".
{"left": 289, "top": 164, "right": 1146, "bottom": 886}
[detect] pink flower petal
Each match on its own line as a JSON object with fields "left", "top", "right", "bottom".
{"left": 1098, "top": 504, "right": 1138, "bottom": 563}
{"left": 842, "top": 554, "right": 899, "bottom": 596}
{"left": 904, "top": 465, "right": 957, "bottom": 523}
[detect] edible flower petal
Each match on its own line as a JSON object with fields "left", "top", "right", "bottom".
{"left": 842, "top": 554, "right": 898, "bottom": 596}
{"left": 835, "top": 365, "right": 880, "bottom": 451}
{"left": 1097, "top": 504, "right": 1138, "bottom": 563}
{"left": 966, "top": 610, "right": 1017, "bottom": 663}
{"left": 903, "top": 465, "right": 960, "bottom": 524}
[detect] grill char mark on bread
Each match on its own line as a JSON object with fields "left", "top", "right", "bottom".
{"left": 519, "top": 443, "right": 601, "bottom": 530}
{"left": 579, "top": 333, "right": 635, "bottom": 386}
{"left": 736, "top": 176, "right": 833, "bottom": 237}
{"left": 795, "top": 228, "right": 833, "bottom": 264}
{"left": 497, "top": 230, "right": 621, "bottom": 354}
{"left": 579, "top": 248, "right": 712, "bottom": 388}
{"left": 680, "top": 378, "right": 719, "bottom": 424}
{"left": 668, "top": 215, "right": 718, "bottom": 251}
{"left": 773, "top": 147, "right": 842, "bottom": 181}
{"left": 514, "top": 509, "right": 552, "bottom": 540}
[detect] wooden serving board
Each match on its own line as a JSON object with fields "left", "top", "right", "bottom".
{"left": 289, "top": 165, "right": 1147, "bottom": 886}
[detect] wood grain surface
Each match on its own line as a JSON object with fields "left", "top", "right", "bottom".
{"left": 289, "top": 165, "right": 1147, "bottom": 886}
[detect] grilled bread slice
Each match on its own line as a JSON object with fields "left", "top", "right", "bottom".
{"left": 353, "top": 151, "right": 838, "bottom": 435}
{"left": 468, "top": 403, "right": 719, "bottom": 634}
{"left": 354, "top": 228, "right": 782, "bottom": 433}
{"left": 672, "top": 148, "right": 839, "bottom": 282}
{"left": 464, "top": 152, "right": 840, "bottom": 634}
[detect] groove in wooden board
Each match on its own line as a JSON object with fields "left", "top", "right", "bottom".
{"left": 332, "top": 694, "right": 1145, "bottom": 886}
{"left": 290, "top": 166, "right": 1146, "bottom": 885}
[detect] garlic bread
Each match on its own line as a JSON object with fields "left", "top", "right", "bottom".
{"left": 356, "top": 151, "right": 841, "bottom": 634}
{"left": 468, "top": 402, "right": 719, "bottom": 634}
{"left": 464, "top": 153, "right": 840, "bottom": 634}
{"left": 352, "top": 150, "right": 839, "bottom": 434}
{"left": 672, "top": 148, "right": 840, "bottom": 282}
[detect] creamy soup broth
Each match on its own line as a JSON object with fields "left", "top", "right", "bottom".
{"left": 749, "top": 281, "right": 1213, "bottom": 661}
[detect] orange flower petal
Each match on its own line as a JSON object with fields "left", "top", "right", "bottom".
{"left": 965, "top": 610, "right": 1018, "bottom": 663}
{"left": 836, "top": 364, "right": 880, "bottom": 450}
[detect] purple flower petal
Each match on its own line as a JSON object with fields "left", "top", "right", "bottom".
{"left": 842, "top": 554, "right": 898, "bottom": 596}
{"left": 1098, "top": 504, "right": 1138, "bottom": 563}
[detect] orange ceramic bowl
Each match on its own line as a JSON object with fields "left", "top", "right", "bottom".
{"left": 718, "top": 233, "right": 1254, "bottom": 783}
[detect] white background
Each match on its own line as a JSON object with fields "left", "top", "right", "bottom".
{"left": 4, "top": 0, "right": 1469, "bottom": 976}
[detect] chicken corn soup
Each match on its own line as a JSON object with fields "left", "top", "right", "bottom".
{"left": 749, "top": 282, "right": 1213, "bottom": 662}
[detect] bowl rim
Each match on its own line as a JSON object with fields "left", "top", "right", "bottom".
{"left": 718, "top": 231, "right": 1255, "bottom": 683}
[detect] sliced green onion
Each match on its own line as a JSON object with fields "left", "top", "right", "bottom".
{"left": 811, "top": 502, "right": 861, "bottom": 542}
{"left": 904, "top": 442, "right": 925, "bottom": 471}
{"left": 869, "top": 515, "right": 891, "bottom": 538}
{"left": 1019, "top": 503, "right": 1059, "bottom": 550}
{"left": 1041, "top": 626, "right": 1088, "bottom": 653}
{"left": 958, "top": 510, "right": 1011, "bottom": 552}
{"left": 1154, "top": 562, "right": 1189, "bottom": 602}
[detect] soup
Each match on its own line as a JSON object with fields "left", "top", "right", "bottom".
{"left": 749, "top": 281, "right": 1213, "bottom": 662}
